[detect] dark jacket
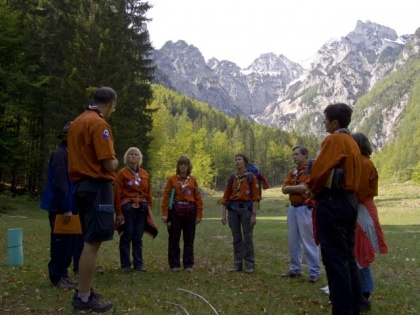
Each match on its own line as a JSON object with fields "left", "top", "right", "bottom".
{"left": 40, "top": 141, "right": 75, "bottom": 213}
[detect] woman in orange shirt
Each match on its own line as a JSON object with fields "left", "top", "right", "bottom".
{"left": 161, "top": 156, "right": 203, "bottom": 272}
{"left": 114, "top": 147, "right": 157, "bottom": 272}
{"left": 352, "top": 133, "right": 388, "bottom": 311}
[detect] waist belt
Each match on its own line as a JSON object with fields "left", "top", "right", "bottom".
{"left": 176, "top": 201, "right": 190, "bottom": 205}
{"left": 291, "top": 203, "right": 304, "bottom": 207}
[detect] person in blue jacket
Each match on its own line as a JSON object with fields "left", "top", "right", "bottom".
{"left": 40, "top": 121, "right": 83, "bottom": 289}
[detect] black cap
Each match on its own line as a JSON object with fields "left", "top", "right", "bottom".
{"left": 57, "top": 121, "right": 73, "bottom": 139}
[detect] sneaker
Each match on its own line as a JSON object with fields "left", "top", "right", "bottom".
{"left": 171, "top": 267, "right": 181, "bottom": 272}
{"left": 72, "top": 292, "right": 112, "bottom": 313}
{"left": 185, "top": 268, "right": 193, "bottom": 272}
{"left": 134, "top": 266, "right": 147, "bottom": 272}
{"left": 281, "top": 271, "right": 303, "bottom": 278}
{"left": 121, "top": 267, "right": 132, "bottom": 273}
{"left": 53, "top": 278, "right": 75, "bottom": 289}
{"left": 308, "top": 275, "right": 320, "bottom": 283}
{"left": 245, "top": 268, "right": 254, "bottom": 274}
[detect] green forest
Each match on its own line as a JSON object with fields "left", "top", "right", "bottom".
{"left": 1, "top": 0, "right": 419, "bottom": 198}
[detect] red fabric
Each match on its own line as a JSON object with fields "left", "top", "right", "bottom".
{"left": 311, "top": 203, "right": 320, "bottom": 246}
{"left": 354, "top": 223, "right": 376, "bottom": 267}
{"left": 259, "top": 172, "right": 270, "bottom": 189}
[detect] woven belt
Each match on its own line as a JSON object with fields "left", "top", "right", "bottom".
{"left": 176, "top": 201, "right": 190, "bottom": 205}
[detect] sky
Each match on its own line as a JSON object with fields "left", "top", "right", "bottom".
{"left": 146, "top": 0, "right": 420, "bottom": 68}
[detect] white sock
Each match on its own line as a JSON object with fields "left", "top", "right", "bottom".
{"left": 78, "top": 291, "right": 90, "bottom": 302}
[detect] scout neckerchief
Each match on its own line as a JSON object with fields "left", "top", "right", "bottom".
{"left": 177, "top": 175, "right": 189, "bottom": 191}
{"left": 86, "top": 104, "right": 104, "bottom": 117}
{"left": 127, "top": 165, "right": 141, "bottom": 208}
{"left": 235, "top": 173, "right": 247, "bottom": 196}
{"left": 292, "top": 162, "right": 309, "bottom": 185}
{"left": 126, "top": 165, "right": 140, "bottom": 186}
{"left": 335, "top": 128, "right": 350, "bottom": 134}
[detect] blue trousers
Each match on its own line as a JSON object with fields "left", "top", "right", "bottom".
{"left": 228, "top": 206, "right": 254, "bottom": 269}
{"left": 286, "top": 205, "right": 320, "bottom": 276}
{"left": 316, "top": 190, "right": 363, "bottom": 315}
{"left": 359, "top": 266, "right": 374, "bottom": 293}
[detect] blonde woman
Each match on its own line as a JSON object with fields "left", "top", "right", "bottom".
{"left": 161, "top": 156, "right": 203, "bottom": 272}
{"left": 114, "top": 147, "right": 157, "bottom": 272}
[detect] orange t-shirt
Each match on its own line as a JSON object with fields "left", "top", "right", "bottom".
{"left": 309, "top": 131, "right": 362, "bottom": 195}
{"left": 68, "top": 109, "right": 116, "bottom": 181}
{"left": 282, "top": 162, "right": 309, "bottom": 204}
{"left": 355, "top": 156, "right": 378, "bottom": 202}
{"left": 114, "top": 167, "right": 152, "bottom": 216}
{"left": 221, "top": 173, "right": 261, "bottom": 205}
{"left": 161, "top": 175, "right": 204, "bottom": 220}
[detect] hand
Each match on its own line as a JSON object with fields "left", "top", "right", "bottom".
{"left": 161, "top": 216, "right": 168, "bottom": 223}
{"left": 221, "top": 215, "right": 227, "bottom": 225}
{"left": 114, "top": 215, "right": 125, "bottom": 227}
{"left": 249, "top": 214, "right": 257, "bottom": 227}
{"left": 62, "top": 211, "right": 72, "bottom": 224}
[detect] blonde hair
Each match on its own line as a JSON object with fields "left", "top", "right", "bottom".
{"left": 123, "top": 147, "right": 143, "bottom": 168}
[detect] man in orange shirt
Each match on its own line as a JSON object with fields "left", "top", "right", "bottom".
{"left": 221, "top": 153, "right": 260, "bottom": 274}
{"left": 281, "top": 146, "right": 320, "bottom": 282}
{"left": 308, "top": 103, "right": 363, "bottom": 315}
{"left": 68, "top": 86, "right": 119, "bottom": 313}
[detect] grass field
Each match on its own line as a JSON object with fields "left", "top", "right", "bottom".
{"left": 0, "top": 183, "right": 419, "bottom": 314}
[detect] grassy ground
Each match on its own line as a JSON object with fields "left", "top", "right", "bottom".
{"left": 0, "top": 183, "right": 419, "bottom": 314}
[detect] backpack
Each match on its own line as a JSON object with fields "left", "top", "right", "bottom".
{"left": 228, "top": 163, "right": 270, "bottom": 207}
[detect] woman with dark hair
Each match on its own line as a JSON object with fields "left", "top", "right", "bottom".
{"left": 114, "top": 147, "right": 157, "bottom": 273}
{"left": 161, "top": 156, "right": 204, "bottom": 272}
{"left": 221, "top": 153, "right": 260, "bottom": 274}
{"left": 352, "top": 132, "right": 388, "bottom": 311}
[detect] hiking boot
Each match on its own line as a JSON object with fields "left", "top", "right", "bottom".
{"left": 185, "top": 268, "right": 193, "bottom": 273}
{"left": 281, "top": 271, "right": 303, "bottom": 278}
{"left": 121, "top": 267, "right": 132, "bottom": 273}
{"left": 229, "top": 265, "right": 242, "bottom": 272}
{"left": 308, "top": 275, "right": 320, "bottom": 283}
{"left": 74, "top": 288, "right": 102, "bottom": 300}
{"left": 53, "top": 278, "right": 75, "bottom": 289}
{"left": 62, "top": 276, "right": 78, "bottom": 286}
{"left": 245, "top": 268, "right": 254, "bottom": 274}
{"left": 72, "top": 292, "right": 112, "bottom": 313}
{"left": 171, "top": 267, "right": 181, "bottom": 272}
{"left": 134, "top": 266, "right": 147, "bottom": 272}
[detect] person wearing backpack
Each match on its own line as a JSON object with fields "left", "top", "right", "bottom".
{"left": 281, "top": 146, "right": 320, "bottom": 283}
{"left": 221, "top": 153, "right": 260, "bottom": 274}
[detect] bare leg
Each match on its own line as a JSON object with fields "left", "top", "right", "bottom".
{"left": 78, "top": 241, "right": 101, "bottom": 294}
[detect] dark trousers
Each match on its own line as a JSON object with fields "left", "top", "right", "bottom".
{"left": 119, "top": 203, "right": 147, "bottom": 269}
{"left": 227, "top": 206, "right": 254, "bottom": 269}
{"left": 48, "top": 212, "right": 83, "bottom": 283}
{"left": 168, "top": 210, "right": 196, "bottom": 269}
{"left": 316, "top": 190, "right": 362, "bottom": 315}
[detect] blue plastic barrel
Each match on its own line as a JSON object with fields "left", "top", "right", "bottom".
{"left": 8, "top": 228, "right": 24, "bottom": 266}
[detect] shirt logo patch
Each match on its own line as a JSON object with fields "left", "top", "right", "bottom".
{"left": 246, "top": 189, "right": 250, "bottom": 195}
{"left": 103, "top": 129, "right": 111, "bottom": 140}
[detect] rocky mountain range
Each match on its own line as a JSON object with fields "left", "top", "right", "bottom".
{"left": 151, "top": 20, "right": 420, "bottom": 150}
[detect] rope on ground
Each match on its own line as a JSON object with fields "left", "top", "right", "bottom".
{"left": 177, "top": 288, "right": 219, "bottom": 315}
